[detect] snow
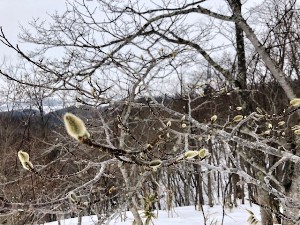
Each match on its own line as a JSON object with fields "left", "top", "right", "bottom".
{"left": 43, "top": 204, "right": 269, "bottom": 225}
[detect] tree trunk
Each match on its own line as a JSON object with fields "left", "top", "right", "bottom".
{"left": 77, "top": 212, "right": 82, "bottom": 225}
{"left": 193, "top": 164, "right": 204, "bottom": 210}
{"left": 207, "top": 172, "right": 213, "bottom": 207}
{"left": 282, "top": 163, "right": 300, "bottom": 225}
{"left": 257, "top": 172, "right": 273, "bottom": 225}
{"left": 232, "top": 10, "right": 296, "bottom": 100}
{"left": 234, "top": 0, "right": 247, "bottom": 90}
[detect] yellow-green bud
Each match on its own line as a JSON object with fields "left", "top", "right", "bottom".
{"left": 149, "top": 160, "right": 162, "bottom": 171}
{"left": 266, "top": 123, "right": 272, "bottom": 129}
{"left": 292, "top": 125, "right": 300, "bottom": 130}
{"left": 63, "top": 113, "right": 90, "bottom": 141}
{"left": 18, "top": 150, "right": 29, "bottom": 162}
{"left": 184, "top": 150, "right": 199, "bottom": 159}
{"left": 18, "top": 151, "right": 34, "bottom": 171}
{"left": 69, "top": 191, "right": 78, "bottom": 203}
{"left": 294, "top": 129, "right": 300, "bottom": 135}
{"left": 232, "top": 115, "right": 243, "bottom": 123}
{"left": 290, "top": 98, "right": 300, "bottom": 107}
{"left": 256, "top": 107, "right": 263, "bottom": 114}
{"left": 21, "top": 161, "right": 34, "bottom": 171}
{"left": 199, "top": 148, "right": 210, "bottom": 159}
{"left": 210, "top": 115, "right": 217, "bottom": 122}
{"left": 166, "top": 120, "right": 172, "bottom": 127}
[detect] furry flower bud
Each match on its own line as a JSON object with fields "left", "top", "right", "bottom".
{"left": 18, "top": 151, "right": 34, "bottom": 171}
{"left": 199, "top": 148, "right": 210, "bottom": 159}
{"left": 184, "top": 150, "right": 199, "bottom": 159}
{"left": 63, "top": 113, "right": 90, "bottom": 141}
{"left": 232, "top": 115, "right": 243, "bottom": 123}
{"left": 210, "top": 115, "right": 217, "bottom": 122}
{"left": 149, "top": 160, "right": 162, "bottom": 171}
{"left": 290, "top": 98, "right": 300, "bottom": 107}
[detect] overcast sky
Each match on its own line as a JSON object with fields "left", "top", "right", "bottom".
{"left": 0, "top": 0, "right": 67, "bottom": 61}
{"left": 0, "top": 0, "right": 262, "bottom": 63}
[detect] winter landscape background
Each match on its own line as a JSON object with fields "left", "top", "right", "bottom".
{"left": 0, "top": 0, "right": 300, "bottom": 225}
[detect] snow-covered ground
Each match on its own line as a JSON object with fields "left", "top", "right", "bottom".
{"left": 43, "top": 204, "right": 266, "bottom": 225}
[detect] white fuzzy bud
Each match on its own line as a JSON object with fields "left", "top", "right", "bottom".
{"left": 184, "top": 151, "right": 199, "bottom": 159}
{"left": 199, "top": 148, "right": 210, "bottom": 159}
{"left": 232, "top": 115, "right": 243, "bottom": 122}
{"left": 166, "top": 120, "right": 172, "bottom": 127}
{"left": 18, "top": 151, "right": 34, "bottom": 171}
{"left": 210, "top": 115, "right": 217, "bottom": 122}
{"left": 63, "top": 113, "right": 90, "bottom": 141}
{"left": 149, "top": 160, "right": 162, "bottom": 171}
{"left": 290, "top": 98, "right": 300, "bottom": 107}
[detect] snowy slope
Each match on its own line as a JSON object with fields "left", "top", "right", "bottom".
{"left": 43, "top": 204, "right": 265, "bottom": 225}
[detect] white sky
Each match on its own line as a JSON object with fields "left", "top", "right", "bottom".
{"left": 0, "top": 0, "right": 67, "bottom": 61}
{"left": 0, "top": 0, "right": 265, "bottom": 107}
{"left": 0, "top": 0, "right": 264, "bottom": 70}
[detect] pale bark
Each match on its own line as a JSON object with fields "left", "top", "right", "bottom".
{"left": 117, "top": 79, "right": 146, "bottom": 225}
{"left": 230, "top": 12, "right": 296, "bottom": 100}
{"left": 281, "top": 163, "right": 300, "bottom": 225}
{"left": 227, "top": 4, "right": 300, "bottom": 223}
{"left": 257, "top": 172, "right": 273, "bottom": 225}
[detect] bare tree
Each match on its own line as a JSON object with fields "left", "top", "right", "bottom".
{"left": 1, "top": 0, "right": 300, "bottom": 225}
